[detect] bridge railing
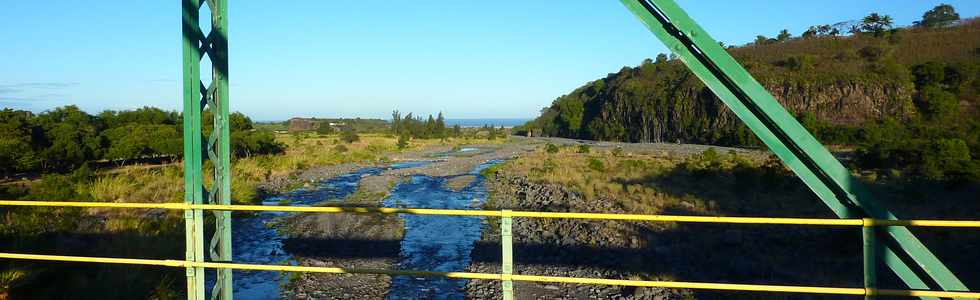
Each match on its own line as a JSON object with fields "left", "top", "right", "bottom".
{"left": 1, "top": 200, "right": 978, "bottom": 299}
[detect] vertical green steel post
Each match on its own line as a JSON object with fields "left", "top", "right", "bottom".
{"left": 863, "top": 220, "right": 877, "bottom": 300}
{"left": 616, "top": 1, "right": 965, "bottom": 298}
{"left": 210, "top": 0, "right": 234, "bottom": 298}
{"left": 181, "top": 0, "right": 206, "bottom": 299}
{"left": 501, "top": 210, "right": 514, "bottom": 300}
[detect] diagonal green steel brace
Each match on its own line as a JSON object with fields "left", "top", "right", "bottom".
{"left": 617, "top": 0, "right": 968, "bottom": 298}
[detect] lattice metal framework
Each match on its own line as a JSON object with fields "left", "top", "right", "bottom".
{"left": 182, "top": 0, "right": 232, "bottom": 299}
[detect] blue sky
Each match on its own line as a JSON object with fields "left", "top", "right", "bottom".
{"left": 2, "top": 1, "right": 977, "bottom": 121}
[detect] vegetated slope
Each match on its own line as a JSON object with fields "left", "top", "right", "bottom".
{"left": 520, "top": 19, "right": 980, "bottom": 146}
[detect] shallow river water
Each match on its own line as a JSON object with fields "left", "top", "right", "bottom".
{"left": 205, "top": 159, "right": 498, "bottom": 299}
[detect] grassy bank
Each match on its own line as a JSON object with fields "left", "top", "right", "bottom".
{"left": 0, "top": 132, "right": 500, "bottom": 298}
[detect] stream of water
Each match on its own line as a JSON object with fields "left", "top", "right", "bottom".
{"left": 384, "top": 160, "right": 500, "bottom": 300}
{"left": 205, "top": 159, "right": 498, "bottom": 299}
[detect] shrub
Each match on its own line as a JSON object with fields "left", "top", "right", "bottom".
{"left": 545, "top": 143, "right": 560, "bottom": 154}
{"left": 919, "top": 138, "right": 972, "bottom": 180}
{"left": 315, "top": 122, "right": 334, "bottom": 135}
{"left": 333, "top": 145, "right": 349, "bottom": 153}
{"left": 859, "top": 45, "right": 887, "bottom": 62}
{"left": 340, "top": 127, "right": 360, "bottom": 144}
{"left": 916, "top": 85, "right": 959, "bottom": 120}
{"left": 587, "top": 158, "right": 605, "bottom": 172}
{"left": 397, "top": 134, "right": 409, "bottom": 150}
{"left": 791, "top": 55, "right": 815, "bottom": 71}
{"left": 612, "top": 147, "right": 625, "bottom": 157}
{"left": 577, "top": 145, "right": 591, "bottom": 153}
{"left": 480, "top": 163, "right": 504, "bottom": 178}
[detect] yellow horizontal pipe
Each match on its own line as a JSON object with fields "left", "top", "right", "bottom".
{"left": 0, "top": 252, "right": 184, "bottom": 267}
{"left": 2, "top": 200, "right": 980, "bottom": 228}
{"left": 509, "top": 211, "right": 862, "bottom": 225}
{"left": 0, "top": 200, "right": 184, "bottom": 210}
{"left": 1, "top": 252, "right": 978, "bottom": 298}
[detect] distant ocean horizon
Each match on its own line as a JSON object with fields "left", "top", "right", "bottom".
{"left": 444, "top": 118, "right": 529, "bottom": 128}
{"left": 257, "top": 117, "right": 530, "bottom": 128}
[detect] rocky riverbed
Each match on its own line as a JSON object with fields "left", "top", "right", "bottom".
{"left": 279, "top": 174, "right": 406, "bottom": 299}
{"left": 463, "top": 150, "right": 868, "bottom": 300}
{"left": 263, "top": 137, "right": 831, "bottom": 299}
{"left": 464, "top": 174, "right": 690, "bottom": 300}
{"left": 274, "top": 141, "right": 537, "bottom": 299}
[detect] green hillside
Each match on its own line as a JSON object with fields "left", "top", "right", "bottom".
{"left": 520, "top": 9, "right": 980, "bottom": 181}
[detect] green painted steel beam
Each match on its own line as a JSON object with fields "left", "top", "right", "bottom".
{"left": 184, "top": 0, "right": 233, "bottom": 299}
{"left": 617, "top": 0, "right": 967, "bottom": 298}
{"left": 864, "top": 226, "right": 877, "bottom": 300}
{"left": 501, "top": 211, "right": 515, "bottom": 300}
{"left": 206, "top": 0, "right": 233, "bottom": 299}
{"left": 181, "top": 0, "right": 206, "bottom": 299}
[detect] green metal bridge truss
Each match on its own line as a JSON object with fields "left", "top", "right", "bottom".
{"left": 180, "top": 0, "right": 968, "bottom": 299}
{"left": 182, "top": 0, "right": 232, "bottom": 299}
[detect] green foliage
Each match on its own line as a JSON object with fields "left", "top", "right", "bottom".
{"left": 916, "top": 85, "right": 959, "bottom": 120}
{"left": 231, "top": 130, "right": 285, "bottom": 157}
{"left": 858, "top": 13, "right": 894, "bottom": 36}
{"left": 101, "top": 124, "right": 181, "bottom": 161}
{"left": 452, "top": 124, "right": 462, "bottom": 137}
{"left": 915, "top": 4, "right": 959, "bottom": 28}
{"left": 397, "top": 134, "right": 410, "bottom": 149}
{"left": 576, "top": 144, "right": 591, "bottom": 154}
{"left": 544, "top": 143, "right": 560, "bottom": 154}
{"left": 521, "top": 12, "right": 979, "bottom": 182}
{"left": 858, "top": 45, "right": 887, "bottom": 62}
{"left": 783, "top": 54, "right": 815, "bottom": 72}
{"left": 920, "top": 138, "right": 973, "bottom": 180}
{"left": 532, "top": 159, "right": 559, "bottom": 176}
{"left": 587, "top": 158, "right": 605, "bottom": 172}
{"left": 911, "top": 61, "right": 947, "bottom": 87}
{"left": 486, "top": 125, "right": 498, "bottom": 140}
{"left": 479, "top": 163, "right": 505, "bottom": 178}
{"left": 855, "top": 117, "right": 979, "bottom": 182}
{"left": 391, "top": 111, "right": 451, "bottom": 139}
{"left": 776, "top": 29, "right": 791, "bottom": 42}
{"left": 35, "top": 105, "right": 103, "bottom": 171}
{"left": 612, "top": 147, "right": 625, "bottom": 157}
{"left": 339, "top": 126, "right": 360, "bottom": 143}
{"left": 315, "top": 122, "right": 334, "bottom": 135}
{"left": 0, "top": 109, "right": 42, "bottom": 175}
{"left": 802, "top": 24, "right": 840, "bottom": 38}
{"left": 229, "top": 112, "right": 254, "bottom": 131}
{"left": 333, "top": 144, "right": 348, "bottom": 153}
{"left": 555, "top": 97, "right": 584, "bottom": 137}
{"left": 797, "top": 112, "right": 859, "bottom": 144}
{"left": 0, "top": 106, "right": 279, "bottom": 174}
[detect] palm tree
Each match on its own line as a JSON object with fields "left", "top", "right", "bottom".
{"left": 861, "top": 13, "right": 894, "bottom": 36}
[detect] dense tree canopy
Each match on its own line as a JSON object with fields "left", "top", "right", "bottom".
{"left": 916, "top": 4, "right": 960, "bottom": 28}
{"left": 0, "top": 106, "right": 282, "bottom": 175}
{"left": 391, "top": 110, "right": 455, "bottom": 139}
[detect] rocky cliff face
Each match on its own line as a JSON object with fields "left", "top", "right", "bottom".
{"left": 584, "top": 78, "right": 914, "bottom": 144}
{"left": 765, "top": 81, "right": 913, "bottom": 124}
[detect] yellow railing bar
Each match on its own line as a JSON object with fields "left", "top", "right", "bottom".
{"left": 3, "top": 200, "right": 980, "bottom": 228}
{"left": 1, "top": 252, "right": 978, "bottom": 298}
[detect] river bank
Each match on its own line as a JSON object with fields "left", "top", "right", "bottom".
{"left": 271, "top": 140, "right": 535, "bottom": 299}
{"left": 262, "top": 137, "right": 773, "bottom": 299}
